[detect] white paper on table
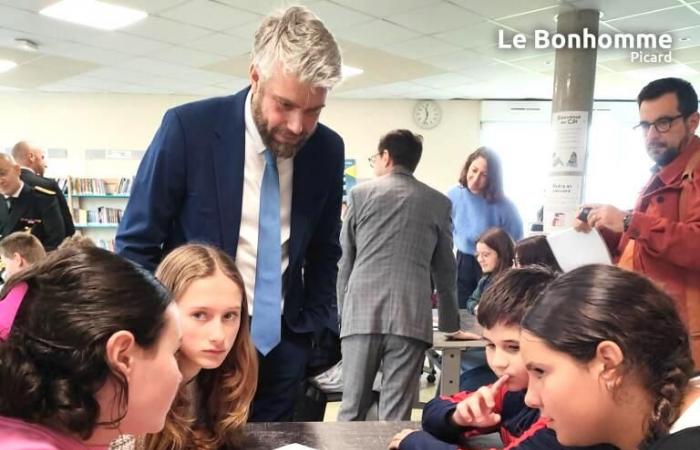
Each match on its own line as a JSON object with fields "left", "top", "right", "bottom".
{"left": 546, "top": 227, "right": 612, "bottom": 272}
{"left": 274, "top": 444, "right": 318, "bottom": 450}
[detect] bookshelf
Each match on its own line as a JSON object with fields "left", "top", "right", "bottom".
{"left": 66, "top": 177, "right": 132, "bottom": 250}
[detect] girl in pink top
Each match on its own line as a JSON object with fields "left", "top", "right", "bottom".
{"left": 0, "top": 246, "right": 183, "bottom": 449}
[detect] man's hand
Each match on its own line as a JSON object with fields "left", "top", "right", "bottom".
{"left": 451, "top": 375, "right": 509, "bottom": 428}
{"left": 388, "top": 429, "right": 417, "bottom": 449}
{"left": 574, "top": 204, "right": 625, "bottom": 233}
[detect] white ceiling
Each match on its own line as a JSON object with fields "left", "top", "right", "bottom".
{"left": 1, "top": 0, "right": 700, "bottom": 99}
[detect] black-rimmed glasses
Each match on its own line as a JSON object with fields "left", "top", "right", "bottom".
{"left": 633, "top": 114, "right": 685, "bottom": 133}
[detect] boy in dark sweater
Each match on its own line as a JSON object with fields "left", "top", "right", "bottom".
{"left": 389, "top": 267, "right": 616, "bottom": 450}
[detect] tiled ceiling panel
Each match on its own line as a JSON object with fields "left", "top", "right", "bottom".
{"left": 0, "top": 0, "right": 696, "bottom": 99}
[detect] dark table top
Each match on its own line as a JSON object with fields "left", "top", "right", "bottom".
{"left": 241, "top": 421, "right": 415, "bottom": 450}
{"left": 241, "top": 421, "right": 502, "bottom": 450}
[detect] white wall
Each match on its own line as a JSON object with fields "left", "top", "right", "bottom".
{"left": 325, "top": 99, "right": 480, "bottom": 193}
{"left": 0, "top": 92, "right": 199, "bottom": 178}
{"left": 0, "top": 92, "right": 480, "bottom": 193}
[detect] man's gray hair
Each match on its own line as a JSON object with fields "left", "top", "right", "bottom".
{"left": 252, "top": 5, "right": 343, "bottom": 89}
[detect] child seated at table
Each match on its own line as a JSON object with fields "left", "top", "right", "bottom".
{"left": 0, "top": 246, "right": 182, "bottom": 449}
{"left": 142, "top": 244, "right": 258, "bottom": 450}
{"left": 0, "top": 232, "right": 45, "bottom": 281}
{"left": 459, "top": 227, "right": 515, "bottom": 391}
{"left": 465, "top": 227, "right": 514, "bottom": 314}
{"left": 389, "top": 266, "right": 615, "bottom": 450}
{"left": 520, "top": 264, "right": 700, "bottom": 450}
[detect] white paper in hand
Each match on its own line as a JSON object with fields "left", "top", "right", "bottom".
{"left": 546, "top": 227, "right": 612, "bottom": 272}
{"left": 274, "top": 444, "right": 318, "bottom": 450}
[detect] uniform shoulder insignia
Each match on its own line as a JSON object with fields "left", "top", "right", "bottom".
{"left": 34, "top": 186, "right": 56, "bottom": 195}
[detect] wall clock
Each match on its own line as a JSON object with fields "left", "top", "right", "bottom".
{"left": 412, "top": 100, "right": 442, "bottom": 129}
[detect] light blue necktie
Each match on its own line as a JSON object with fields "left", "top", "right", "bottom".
{"left": 251, "top": 149, "right": 282, "bottom": 355}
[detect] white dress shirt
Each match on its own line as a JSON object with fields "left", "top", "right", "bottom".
{"left": 237, "top": 90, "right": 293, "bottom": 315}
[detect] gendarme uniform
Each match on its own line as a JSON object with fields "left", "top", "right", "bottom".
{"left": 0, "top": 183, "right": 66, "bottom": 251}
{"left": 20, "top": 168, "right": 75, "bottom": 237}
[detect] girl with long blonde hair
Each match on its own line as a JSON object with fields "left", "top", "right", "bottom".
{"left": 144, "top": 243, "right": 258, "bottom": 450}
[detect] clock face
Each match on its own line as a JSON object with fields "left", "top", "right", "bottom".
{"left": 413, "top": 100, "right": 441, "bottom": 129}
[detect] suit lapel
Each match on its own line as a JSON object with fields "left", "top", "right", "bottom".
{"left": 212, "top": 88, "right": 248, "bottom": 259}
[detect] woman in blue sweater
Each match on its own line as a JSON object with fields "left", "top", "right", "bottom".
{"left": 448, "top": 147, "right": 522, "bottom": 309}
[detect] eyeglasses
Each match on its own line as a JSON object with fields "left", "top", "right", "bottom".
{"left": 633, "top": 114, "right": 685, "bottom": 134}
{"left": 367, "top": 151, "right": 383, "bottom": 168}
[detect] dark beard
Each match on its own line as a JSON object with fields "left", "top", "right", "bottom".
{"left": 251, "top": 94, "right": 310, "bottom": 159}
{"left": 653, "top": 147, "right": 680, "bottom": 167}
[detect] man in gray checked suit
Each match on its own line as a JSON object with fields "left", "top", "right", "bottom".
{"left": 337, "top": 129, "right": 459, "bottom": 421}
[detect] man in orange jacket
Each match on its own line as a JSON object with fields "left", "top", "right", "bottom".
{"left": 577, "top": 77, "right": 700, "bottom": 369}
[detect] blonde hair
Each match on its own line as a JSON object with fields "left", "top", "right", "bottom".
{"left": 144, "top": 244, "right": 258, "bottom": 450}
{"left": 252, "top": 5, "right": 342, "bottom": 89}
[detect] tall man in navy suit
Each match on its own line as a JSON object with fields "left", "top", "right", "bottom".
{"left": 115, "top": 6, "right": 345, "bottom": 421}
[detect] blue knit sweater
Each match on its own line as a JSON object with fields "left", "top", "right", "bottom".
{"left": 447, "top": 186, "right": 523, "bottom": 255}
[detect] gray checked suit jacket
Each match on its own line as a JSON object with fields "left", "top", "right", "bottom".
{"left": 337, "top": 167, "right": 460, "bottom": 344}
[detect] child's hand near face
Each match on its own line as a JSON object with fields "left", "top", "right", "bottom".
{"left": 451, "top": 374, "right": 509, "bottom": 428}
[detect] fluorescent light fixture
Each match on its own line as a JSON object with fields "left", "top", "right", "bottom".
{"left": 0, "top": 59, "right": 17, "bottom": 74}
{"left": 342, "top": 64, "right": 363, "bottom": 78}
{"left": 40, "top": 0, "right": 147, "bottom": 31}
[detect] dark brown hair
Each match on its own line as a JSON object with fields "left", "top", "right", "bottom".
{"left": 638, "top": 77, "right": 698, "bottom": 117}
{"left": 146, "top": 244, "right": 258, "bottom": 450}
{"left": 0, "top": 246, "right": 171, "bottom": 439}
{"left": 477, "top": 266, "right": 558, "bottom": 329}
{"left": 522, "top": 265, "right": 694, "bottom": 444}
{"left": 458, "top": 146, "right": 504, "bottom": 202}
{"left": 0, "top": 231, "right": 45, "bottom": 264}
{"left": 477, "top": 227, "right": 514, "bottom": 275}
{"left": 514, "top": 235, "right": 562, "bottom": 272}
{"left": 378, "top": 129, "right": 423, "bottom": 173}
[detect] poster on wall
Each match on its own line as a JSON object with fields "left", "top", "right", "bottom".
{"left": 545, "top": 110, "right": 590, "bottom": 233}
{"left": 343, "top": 159, "right": 357, "bottom": 202}
{"left": 544, "top": 175, "right": 583, "bottom": 231}
{"left": 550, "top": 111, "right": 588, "bottom": 171}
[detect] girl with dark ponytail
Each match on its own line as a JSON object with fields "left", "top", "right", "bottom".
{"left": 0, "top": 246, "right": 182, "bottom": 449}
{"left": 520, "top": 264, "right": 700, "bottom": 450}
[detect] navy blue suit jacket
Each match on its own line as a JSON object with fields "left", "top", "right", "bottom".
{"left": 116, "top": 87, "right": 345, "bottom": 334}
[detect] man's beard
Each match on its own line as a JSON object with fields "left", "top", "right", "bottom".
{"left": 647, "top": 138, "right": 685, "bottom": 167}
{"left": 252, "top": 94, "right": 311, "bottom": 159}
{"left": 650, "top": 146, "right": 680, "bottom": 167}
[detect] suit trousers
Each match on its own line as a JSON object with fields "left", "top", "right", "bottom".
{"left": 250, "top": 320, "right": 312, "bottom": 422}
{"left": 338, "top": 334, "right": 428, "bottom": 421}
{"left": 457, "top": 251, "right": 482, "bottom": 309}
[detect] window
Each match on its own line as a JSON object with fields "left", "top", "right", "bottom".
{"left": 480, "top": 101, "right": 651, "bottom": 231}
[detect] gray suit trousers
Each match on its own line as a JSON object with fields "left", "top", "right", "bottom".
{"left": 338, "top": 334, "right": 428, "bottom": 421}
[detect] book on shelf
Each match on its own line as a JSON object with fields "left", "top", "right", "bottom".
{"left": 95, "top": 239, "right": 116, "bottom": 251}
{"left": 72, "top": 207, "right": 123, "bottom": 225}
{"left": 70, "top": 177, "right": 133, "bottom": 196}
